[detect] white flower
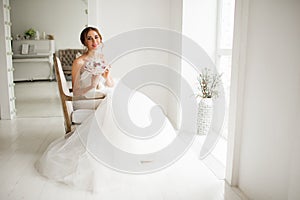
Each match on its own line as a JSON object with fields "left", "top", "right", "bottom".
{"left": 196, "top": 68, "right": 222, "bottom": 99}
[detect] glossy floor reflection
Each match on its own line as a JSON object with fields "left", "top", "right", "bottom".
{"left": 15, "top": 81, "right": 62, "bottom": 118}
{"left": 0, "top": 81, "right": 247, "bottom": 200}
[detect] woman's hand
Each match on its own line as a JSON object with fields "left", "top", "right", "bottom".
{"left": 102, "top": 68, "right": 110, "bottom": 79}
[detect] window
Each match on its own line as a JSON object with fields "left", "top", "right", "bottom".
{"left": 216, "top": 0, "right": 235, "bottom": 140}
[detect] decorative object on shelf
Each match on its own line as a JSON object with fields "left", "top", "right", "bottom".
{"left": 15, "top": 34, "right": 22, "bottom": 40}
{"left": 196, "top": 68, "right": 222, "bottom": 135}
{"left": 42, "top": 32, "right": 46, "bottom": 40}
{"left": 35, "top": 30, "right": 40, "bottom": 40}
{"left": 48, "top": 34, "right": 54, "bottom": 40}
{"left": 25, "top": 28, "right": 36, "bottom": 39}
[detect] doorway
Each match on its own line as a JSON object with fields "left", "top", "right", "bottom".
{"left": 9, "top": 0, "right": 87, "bottom": 118}
{"left": 182, "top": 0, "right": 236, "bottom": 179}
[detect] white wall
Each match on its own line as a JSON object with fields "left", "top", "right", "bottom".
{"left": 181, "top": 0, "right": 218, "bottom": 100}
{"left": 10, "top": 0, "right": 87, "bottom": 50}
{"left": 235, "top": 0, "right": 300, "bottom": 199}
{"left": 182, "top": 0, "right": 217, "bottom": 62}
{"left": 92, "top": 0, "right": 181, "bottom": 76}
{"left": 89, "top": 0, "right": 183, "bottom": 128}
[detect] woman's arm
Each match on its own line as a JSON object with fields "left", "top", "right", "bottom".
{"left": 102, "top": 67, "right": 114, "bottom": 87}
{"left": 72, "top": 58, "right": 101, "bottom": 96}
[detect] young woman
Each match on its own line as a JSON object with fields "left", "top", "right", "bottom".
{"left": 72, "top": 27, "right": 114, "bottom": 110}
{"left": 35, "top": 27, "right": 177, "bottom": 193}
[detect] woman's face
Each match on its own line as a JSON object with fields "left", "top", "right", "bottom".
{"left": 85, "top": 30, "right": 101, "bottom": 51}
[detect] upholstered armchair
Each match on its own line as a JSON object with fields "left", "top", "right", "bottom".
{"left": 58, "top": 49, "right": 85, "bottom": 79}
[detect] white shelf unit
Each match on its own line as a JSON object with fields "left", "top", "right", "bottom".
{"left": 12, "top": 39, "right": 55, "bottom": 81}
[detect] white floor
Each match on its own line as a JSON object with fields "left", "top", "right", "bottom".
{"left": 0, "top": 81, "right": 247, "bottom": 200}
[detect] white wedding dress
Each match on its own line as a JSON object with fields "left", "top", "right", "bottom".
{"left": 35, "top": 65, "right": 177, "bottom": 192}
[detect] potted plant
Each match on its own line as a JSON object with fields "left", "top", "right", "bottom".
{"left": 25, "top": 28, "right": 36, "bottom": 39}
{"left": 196, "top": 67, "right": 222, "bottom": 135}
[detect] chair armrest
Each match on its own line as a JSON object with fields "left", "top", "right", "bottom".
{"left": 66, "top": 94, "right": 106, "bottom": 101}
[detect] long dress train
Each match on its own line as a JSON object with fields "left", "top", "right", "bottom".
{"left": 35, "top": 70, "right": 177, "bottom": 192}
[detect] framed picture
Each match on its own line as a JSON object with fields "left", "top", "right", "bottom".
{"left": 21, "top": 43, "right": 29, "bottom": 54}
{"left": 28, "top": 44, "right": 36, "bottom": 54}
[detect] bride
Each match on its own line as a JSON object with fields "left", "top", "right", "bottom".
{"left": 35, "top": 27, "right": 177, "bottom": 192}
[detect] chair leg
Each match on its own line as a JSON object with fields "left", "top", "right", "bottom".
{"left": 64, "top": 127, "right": 75, "bottom": 139}
{"left": 65, "top": 131, "right": 73, "bottom": 139}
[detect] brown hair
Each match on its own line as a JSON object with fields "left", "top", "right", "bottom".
{"left": 80, "top": 27, "right": 102, "bottom": 46}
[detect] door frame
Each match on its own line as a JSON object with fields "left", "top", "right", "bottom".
{"left": 225, "top": 0, "right": 250, "bottom": 186}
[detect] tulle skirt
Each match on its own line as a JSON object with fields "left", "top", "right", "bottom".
{"left": 35, "top": 86, "right": 177, "bottom": 192}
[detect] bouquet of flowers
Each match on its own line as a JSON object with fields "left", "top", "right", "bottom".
{"left": 196, "top": 68, "right": 222, "bottom": 99}
{"left": 84, "top": 59, "right": 110, "bottom": 75}
{"left": 83, "top": 47, "right": 111, "bottom": 75}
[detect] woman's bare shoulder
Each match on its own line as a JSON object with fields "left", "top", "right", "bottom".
{"left": 74, "top": 55, "right": 86, "bottom": 65}
{"left": 73, "top": 54, "right": 87, "bottom": 69}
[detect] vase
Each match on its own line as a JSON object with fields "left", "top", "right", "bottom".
{"left": 197, "top": 98, "right": 213, "bottom": 135}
